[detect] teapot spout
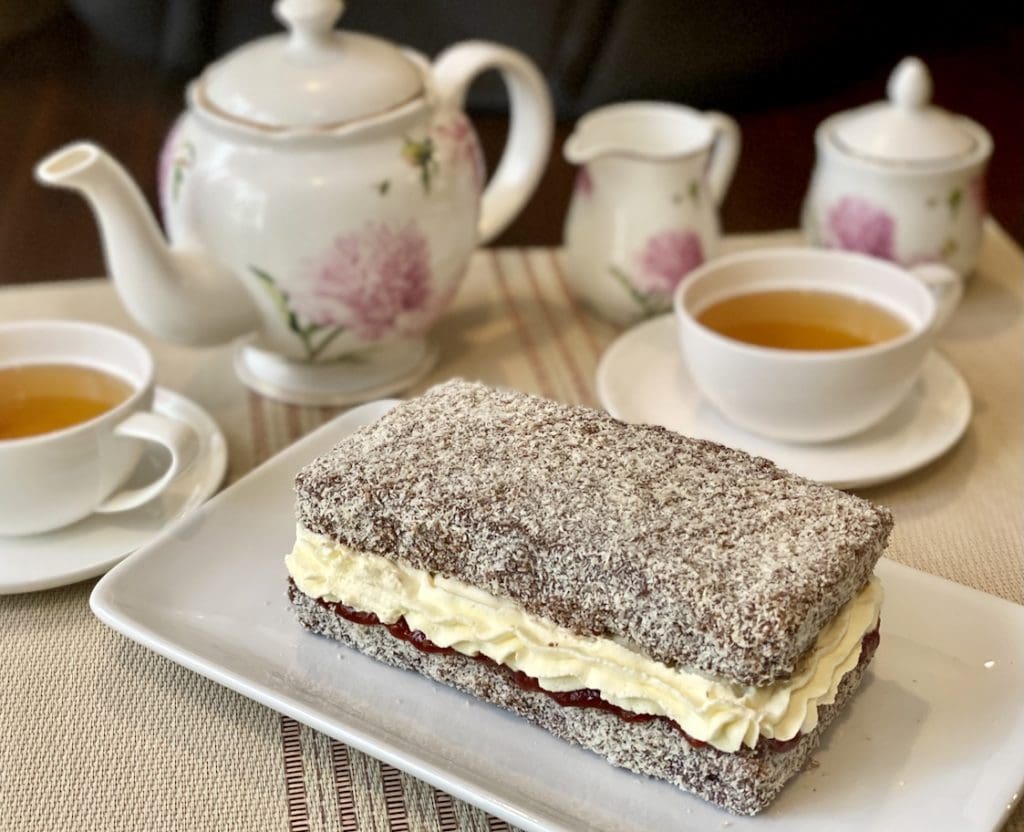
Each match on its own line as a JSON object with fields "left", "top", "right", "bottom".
{"left": 35, "top": 142, "right": 260, "bottom": 347}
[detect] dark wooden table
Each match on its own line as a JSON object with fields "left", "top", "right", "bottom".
{"left": 1, "top": 13, "right": 1021, "bottom": 285}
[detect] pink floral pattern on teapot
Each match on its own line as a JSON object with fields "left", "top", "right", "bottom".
{"left": 433, "top": 114, "right": 486, "bottom": 194}
{"left": 250, "top": 221, "right": 454, "bottom": 360}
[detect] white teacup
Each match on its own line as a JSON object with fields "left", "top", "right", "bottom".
{"left": 673, "top": 248, "right": 962, "bottom": 443}
{"left": 0, "top": 320, "right": 198, "bottom": 536}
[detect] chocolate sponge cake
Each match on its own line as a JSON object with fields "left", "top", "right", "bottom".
{"left": 286, "top": 380, "right": 891, "bottom": 815}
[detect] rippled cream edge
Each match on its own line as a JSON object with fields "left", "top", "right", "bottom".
{"left": 286, "top": 526, "right": 882, "bottom": 754}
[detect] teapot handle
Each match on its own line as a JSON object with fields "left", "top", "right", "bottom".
{"left": 433, "top": 42, "right": 554, "bottom": 244}
{"left": 702, "top": 112, "right": 741, "bottom": 207}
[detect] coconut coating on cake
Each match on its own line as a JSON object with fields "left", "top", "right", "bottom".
{"left": 295, "top": 380, "right": 891, "bottom": 686}
{"left": 289, "top": 583, "right": 877, "bottom": 816}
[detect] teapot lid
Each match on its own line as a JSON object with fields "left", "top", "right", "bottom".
{"left": 196, "top": 0, "right": 424, "bottom": 131}
{"left": 829, "top": 57, "right": 978, "bottom": 164}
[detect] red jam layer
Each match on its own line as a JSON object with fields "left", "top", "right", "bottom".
{"left": 299, "top": 581, "right": 880, "bottom": 754}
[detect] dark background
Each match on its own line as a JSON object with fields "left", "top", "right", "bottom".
{"left": 1, "top": 1, "right": 1021, "bottom": 285}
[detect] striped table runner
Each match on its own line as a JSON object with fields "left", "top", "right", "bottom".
{"left": 1, "top": 231, "right": 1021, "bottom": 831}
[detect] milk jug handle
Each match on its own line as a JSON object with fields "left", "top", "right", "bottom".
{"left": 703, "top": 112, "right": 741, "bottom": 207}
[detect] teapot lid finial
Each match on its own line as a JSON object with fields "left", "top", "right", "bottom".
{"left": 196, "top": 0, "right": 424, "bottom": 132}
{"left": 274, "top": 0, "right": 344, "bottom": 54}
{"left": 829, "top": 56, "right": 979, "bottom": 165}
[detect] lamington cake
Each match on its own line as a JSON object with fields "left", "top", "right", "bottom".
{"left": 285, "top": 380, "right": 891, "bottom": 815}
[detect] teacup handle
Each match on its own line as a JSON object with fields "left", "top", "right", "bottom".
{"left": 433, "top": 42, "right": 554, "bottom": 244}
{"left": 95, "top": 411, "right": 198, "bottom": 514}
{"left": 703, "top": 112, "right": 741, "bottom": 206}
{"left": 910, "top": 262, "right": 963, "bottom": 331}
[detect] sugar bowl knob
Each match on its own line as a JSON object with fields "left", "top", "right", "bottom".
{"left": 887, "top": 56, "right": 932, "bottom": 110}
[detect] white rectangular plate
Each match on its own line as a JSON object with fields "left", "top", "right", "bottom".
{"left": 91, "top": 400, "right": 1024, "bottom": 831}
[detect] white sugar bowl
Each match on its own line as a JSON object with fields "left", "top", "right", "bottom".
{"left": 803, "top": 57, "right": 992, "bottom": 279}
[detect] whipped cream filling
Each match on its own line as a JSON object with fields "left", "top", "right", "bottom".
{"left": 286, "top": 526, "right": 882, "bottom": 753}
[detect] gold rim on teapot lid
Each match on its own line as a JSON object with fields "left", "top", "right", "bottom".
{"left": 194, "top": 0, "right": 425, "bottom": 133}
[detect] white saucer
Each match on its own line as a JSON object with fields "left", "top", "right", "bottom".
{"left": 0, "top": 388, "right": 227, "bottom": 594}
{"left": 596, "top": 315, "right": 971, "bottom": 489}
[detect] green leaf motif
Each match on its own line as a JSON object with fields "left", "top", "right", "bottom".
{"left": 307, "top": 325, "right": 346, "bottom": 360}
{"left": 172, "top": 168, "right": 184, "bottom": 202}
{"left": 402, "top": 136, "right": 437, "bottom": 194}
{"left": 250, "top": 265, "right": 346, "bottom": 361}
{"left": 608, "top": 266, "right": 664, "bottom": 316}
{"left": 250, "top": 266, "right": 296, "bottom": 331}
{"left": 171, "top": 141, "right": 196, "bottom": 203}
{"left": 948, "top": 188, "right": 962, "bottom": 216}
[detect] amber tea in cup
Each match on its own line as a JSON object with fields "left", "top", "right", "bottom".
{"left": 696, "top": 289, "right": 909, "bottom": 351}
{"left": 674, "top": 248, "right": 961, "bottom": 442}
{"left": 0, "top": 320, "right": 201, "bottom": 536}
{"left": 0, "top": 363, "right": 134, "bottom": 440}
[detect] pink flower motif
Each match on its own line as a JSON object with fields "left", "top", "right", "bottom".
{"left": 574, "top": 167, "right": 594, "bottom": 197}
{"left": 434, "top": 114, "right": 485, "bottom": 193}
{"left": 634, "top": 229, "right": 705, "bottom": 295}
{"left": 825, "top": 197, "right": 896, "bottom": 260}
{"left": 291, "top": 222, "right": 433, "bottom": 341}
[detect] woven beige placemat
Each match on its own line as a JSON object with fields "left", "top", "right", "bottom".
{"left": 1, "top": 228, "right": 1021, "bottom": 831}
{"left": 862, "top": 223, "right": 1024, "bottom": 605}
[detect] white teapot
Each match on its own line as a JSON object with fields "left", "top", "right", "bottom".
{"left": 803, "top": 57, "right": 991, "bottom": 279}
{"left": 36, "top": 0, "right": 552, "bottom": 404}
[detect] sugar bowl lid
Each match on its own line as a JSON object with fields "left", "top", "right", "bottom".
{"left": 195, "top": 0, "right": 425, "bottom": 131}
{"left": 828, "top": 57, "right": 982, "bottom": 165}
